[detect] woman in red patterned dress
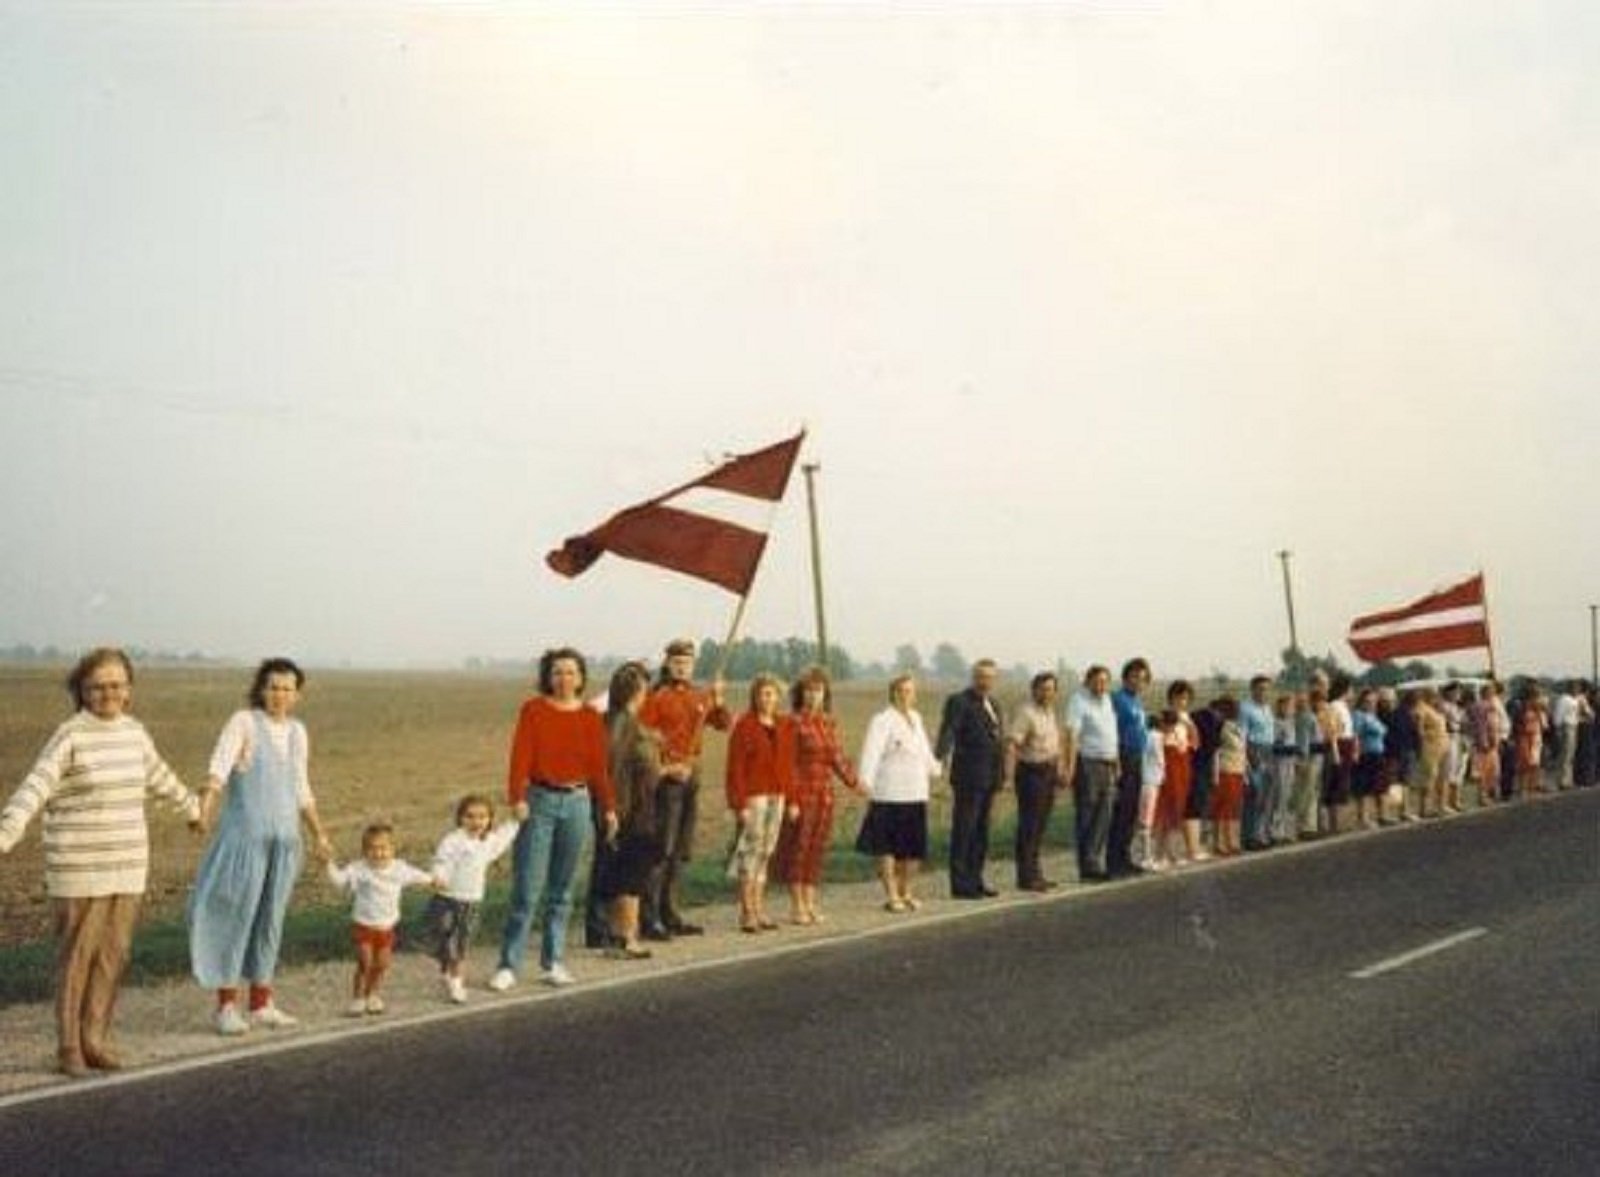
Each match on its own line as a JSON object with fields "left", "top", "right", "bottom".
{"left": 772, "top": 667, "right": 864, "bottom": 925}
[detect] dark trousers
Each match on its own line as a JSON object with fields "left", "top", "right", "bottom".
{"left": 1013, "top": 761, "right": 1059, "bottom": 886}
{"left": 1074, "top": 758, "right": 1119, "bottom": 876}
{"left": 643, "top": 776, "right": 698, "bottom": 929}
{"left": 584, "top": 804, "right": 612, "bottom": 945}
{"left": 948, "top": 780, "right": 997, "bottom": 895}
{"left": 1106, "top": 751, "right": 1142, "bottom": 875}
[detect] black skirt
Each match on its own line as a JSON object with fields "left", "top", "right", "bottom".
{"left": 854, "top": 801, "right": 928, "bottom": 861}
{"left": 594, "top": 831, "right": 663, "bottom": 900}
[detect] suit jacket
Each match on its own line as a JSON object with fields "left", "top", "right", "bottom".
{"left": 936, "top": 688, "right": 1005, "bottom": 790}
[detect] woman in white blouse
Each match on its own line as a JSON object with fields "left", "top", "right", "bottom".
{"left": 854, "top": 675, "right": 941, "bottom": 912}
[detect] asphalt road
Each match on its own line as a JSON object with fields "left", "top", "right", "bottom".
{"left": 4, "top": 791, "right": 1597, "bottom": 1176}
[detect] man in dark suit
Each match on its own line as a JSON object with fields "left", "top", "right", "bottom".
{"left": 937, "top": 659, "right": 1006, "bottom": 899}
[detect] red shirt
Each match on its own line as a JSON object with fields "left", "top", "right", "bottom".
{"left": 506, "top": 697, "right": 615, "bottom": 814}
{"left": 725, "top": 712, "right": 796, "bottom": 812}
{"left": 640, "top": 681, "right": 730, "bottom": 772}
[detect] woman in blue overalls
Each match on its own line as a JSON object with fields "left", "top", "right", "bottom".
{"left": 188, "top": 659, "right": 334, "bottom": 1035}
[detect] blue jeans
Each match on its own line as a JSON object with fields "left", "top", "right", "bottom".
{"left": 498, "top": 787, "right": 592, "bottom": 974}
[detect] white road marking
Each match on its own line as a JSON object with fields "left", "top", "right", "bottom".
{"left": 1348, "top": 927, "right": 1488, "bottom": 980}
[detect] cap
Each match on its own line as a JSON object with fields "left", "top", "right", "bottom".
{"left": 664, "top": 638, "right": 696, "bottom": 658}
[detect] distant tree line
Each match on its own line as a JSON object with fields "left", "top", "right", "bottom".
{"left": 0, "top": 643, "right": 232, "bottom": 667}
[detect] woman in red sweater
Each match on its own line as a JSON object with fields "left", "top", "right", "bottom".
{"left": 725, "top": 674, "right": 795, "bottom": 934}
{"left": 489, "top": 648, "right": 617, "bottom": 991}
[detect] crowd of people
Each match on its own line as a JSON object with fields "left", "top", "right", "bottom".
{"left": 1, "top": 643, "right": 1595, "bottom": 1078}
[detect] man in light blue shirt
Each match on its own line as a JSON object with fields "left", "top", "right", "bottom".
{"left": 1064, "top": 665, "right": 1120, "bottom": 881}
{"left": 1239, "top": 675, "right": 1277, "bottom": 849}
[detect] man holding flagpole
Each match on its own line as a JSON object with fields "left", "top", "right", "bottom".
{"left": 543, "top": 429, "right": 804, "bottom": 937}
{"left": 639, "top": 639, "right": 729, "bottom": 940}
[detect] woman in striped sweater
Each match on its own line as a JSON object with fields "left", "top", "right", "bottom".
{"left": 0, "top": 648, "right": 202, "bottom": 1077}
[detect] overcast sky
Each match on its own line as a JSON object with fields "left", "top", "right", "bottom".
{"left": 2, "top": 2, "right": 1596, "bottom": 677}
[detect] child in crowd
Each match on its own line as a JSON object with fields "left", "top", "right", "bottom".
{"left": 1156, "top": 707, "right": 1197, "bottom": 867}
{"left": 427, "top": 795, "right": 524, "bottom": 1003}
{"left": 1210, "top": 697, "right": 1246, "bottom": 856}
{"left": 1133, "top": 715, "right": 1166, "bottom": 871}
{"left": 327, "top": 822, "right": 438, "bottom": 1016}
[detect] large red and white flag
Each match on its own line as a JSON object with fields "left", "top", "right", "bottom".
{"left": 1346, "top": 573, "right": 1491, "bottom": 663}
{"left": 545, "top": 430, "right": 804, "bottom": 596}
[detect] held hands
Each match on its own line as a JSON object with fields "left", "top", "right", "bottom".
{"left": 786, "top": 803, "right": 801, "bottom": 822}
{"left": 513, "top": 800, "right": 531, "bottom": 822}
{"left": 603, "top": 811, "right": 620, "bottom": 844}
{"left": 313, "top": 835, "right": 335, "bottom": 863}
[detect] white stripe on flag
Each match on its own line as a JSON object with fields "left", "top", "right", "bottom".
{"left": 667, "top": 486, "right": 781, "bottom": 533}
{"left": 1349, "top": 605, "right": 1487, "bottom": 642}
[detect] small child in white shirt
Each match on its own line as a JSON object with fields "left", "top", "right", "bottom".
{"left": 1133, "top": 717, "right": 1167, "bottom": 871}
{"left": 326, "top": 821, "right": 437, "bottom": 1016}
{"left": 426, "top": 793, "right": 524, "bottom": 1003}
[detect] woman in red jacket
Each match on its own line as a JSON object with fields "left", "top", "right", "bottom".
{"left": 725, "top": 674, "right": 795, "bottom": 934}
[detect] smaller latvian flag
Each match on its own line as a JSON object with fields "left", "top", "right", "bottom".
{"left": 545, "top": 430, "right": 805, "bottom": 597}
{"left": 1346, "top": 574, "right": 1491, "bottom": 663}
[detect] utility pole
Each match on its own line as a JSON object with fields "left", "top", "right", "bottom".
{"left": 1276, "top": 549, "right": 1300, "bottom": 657}
{"left": 1590, "top": 604, "right": 1597, "bottom": 684}
{"left": 802, "top": 462, "right": 829, "bottom": 671}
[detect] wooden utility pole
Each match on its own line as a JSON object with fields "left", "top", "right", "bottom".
{"left": 1276, "top": 549, "right": 1300, "bottom": 656}
{"left": 1590, "top": 604, "right": 1597, "bottom": 684}
{"left": 802, "top": 462, "right": 829, "bottom": 671}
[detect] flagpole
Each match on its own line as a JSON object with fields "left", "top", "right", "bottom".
{"left": 1479, "top": 568, "right": 1498, "bottom": 680}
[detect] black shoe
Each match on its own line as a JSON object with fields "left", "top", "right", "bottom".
{"left": 641, "top": 922, "right": 672, "bottom": 942}
{"left": 1020, "top": 879, "right": 1058, "bottom": 893}
{"left": 665, "top": 919, "right": 704, "bottom": 936}
{"left": 950, "top": 889, "right": 985, "bottom": 900}
{"left": 1080, "top": 869, "right": 1110, "bottom": 883}
{"left": 585, "top": 930, "right": 616, "bottom": 950}
{"left": 980, "top": 886, "right": 1000, "bottom": 898}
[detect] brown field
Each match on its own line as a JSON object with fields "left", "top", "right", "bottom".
{"left": 0, "top": 664, "right": 1028, "bottom": 948}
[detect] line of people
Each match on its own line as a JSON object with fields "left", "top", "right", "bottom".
{"left": 4, "top": 644, "right": 1595, "bottom": 1079}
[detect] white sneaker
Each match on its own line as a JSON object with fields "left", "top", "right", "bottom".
{"left": 487, "top": 968, "right": 516, "bottom": 992}
{"left": 345, "top": 998, "right": 368, "bottom": 1018}
{"left": 250, "top": 1004, "right": 298, "bottom": 1030}
{"left": 365, "top": 994, "right": 386, "bottom": 1015}
{"left": 447, "top": 977, "right": 468, "bottom": 1005}
{"left": 215, "top": 1003, "right": 249, "bottom": 1037}
{"left": 541, "top": 962, "right": 575, "bottom": 988}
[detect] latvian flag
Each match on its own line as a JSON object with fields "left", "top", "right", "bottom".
{"left": 1346, "top": 574, "right": 1491, "bottom": 663}
{"left": 545, "top": 430, "right": 805, "bottom": 596}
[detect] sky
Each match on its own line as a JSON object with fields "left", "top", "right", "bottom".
{"left": 1, "top": 1, "right": 1597, "bottom": 677}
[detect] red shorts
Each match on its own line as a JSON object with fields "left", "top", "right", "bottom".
{"left": 351, "top": 923, "right": 396, "bottom": 952}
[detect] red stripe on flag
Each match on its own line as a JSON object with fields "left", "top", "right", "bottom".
{"left": 695, "top": 433, "right": 805, "bottom": 501}
{"left": 1348, "top": 620, "right": 1491, "bottom": 664}
{"left": 1348, "top": 574, "right": 1484, "bottom": 631}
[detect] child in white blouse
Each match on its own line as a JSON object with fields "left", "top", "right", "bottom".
{"left": 426, "top": 794, "right": 524, "bottom": 1003}
{"left": 326, "top": 822, "right": 437, "bottom": 1016}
